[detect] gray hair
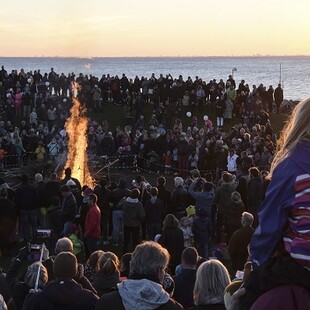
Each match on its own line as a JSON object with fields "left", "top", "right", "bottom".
{"left": 174, "top": 177, "right": 184, "bottom": 187}
{"left": 35, "top": 173, "right": 43, "bottom": 183}
{"left": 193, "top": 259, "right": 231, "bottom": 306}
{"left": 242, "top": 212, "right": 254, "bottom": 226}
{"left": 55, "top": 237, "right": 73, "bottom": 254}
{"left": 24, "top": 262, "right": 48, "bottom": 289}
{"left": 129, "top": 241, "right": 170, "bottom": 282}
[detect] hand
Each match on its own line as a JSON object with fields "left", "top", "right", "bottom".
{"left": 227, "top": 287, "right": 246, "bottom": 310}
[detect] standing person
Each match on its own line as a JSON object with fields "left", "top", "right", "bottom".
{"left": 225, "top": 191, "right": 245, "bottom": 243}
{"left": 15, "top": 174, "right": 38, "bottom": 242}
{"left": 227, "top": 149, "right": 238, "bottom": 174}
{"left": 228, "top": 212, "right": 254, "bottom": 274}
{"left": 34, "top": 173, "right": 48, "bottom": 228}
{"left": 171, "top": 177, "right": 190, "bottom": 218}
{"left": 159, "top": 214, "right": 184, "bottom": 273}
{"left": 274, "top": 83, "right": 283, "bottom": 114}
{"left": 192, "top": 208, "right": 212, "bottom": 259}
{"left": 247, "top": 167, "right": 263, "bottom": 227}
{"left": 95, "top": 241, "right": 183, "bottom": 310}
{"left": 214, "top": 172, "right": 237, "bottom": 243}
{"left": 144, "top": 187, "right": 165, "bottom": 241}
{"left": 110, "top": 179, "right": 130, "bottom": 247}
{"left": 241, "top": 98, "right": 310, "bottom": 308}
{"left": 22, "top": 252, "right": 99, "bottom": 310}
{"left": 173, "top": 247, "right": 198, "bottom": 308}
{"left": 84, "top": 194, "right": 101, "bottom": 255}
{"left": 60, "top": 185, "right": 77, "bottom": 237}
{"left": 94, "top": 178, "right": 111, "bottom": 246}
{"left": 156, "top": 176, "right": 171, "bottom": 215}
{"left": 60, "top": 167, "right": 82, "bottom": 193}
{"left": 121, "top": 188, "right": 145, "bottom": 253}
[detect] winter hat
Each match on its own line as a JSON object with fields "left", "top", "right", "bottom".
{"left": 83, "top": 188, "right": 93, "bottom": 196}
{"left": 186, "top": 205, "right": 196, "bottom": 217}
{"left": 53, "top": 252, "right": 78, "bottom": 279}
{"left": 231, "top": 191, "right": 241, "bottom": 201}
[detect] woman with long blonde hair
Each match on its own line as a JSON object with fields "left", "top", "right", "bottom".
{"left": 242, "top": 99, "right": 310, "bottom": 308}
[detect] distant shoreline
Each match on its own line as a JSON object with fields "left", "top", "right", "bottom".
{"left": 1, "top": 55, "right": 310, "bottom": 59}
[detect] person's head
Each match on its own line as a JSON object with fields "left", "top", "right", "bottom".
{"left": 231, "top": 191, "right": 242, "bottom": 202}
{"left": 34, "top": 173, "right": 43, "bottom": 183}
{"left": 270, "top": 98, "right": 310, "bottom": 176}
{"left": 24, "top": 262, "right": 48, "bottom": 289}
{"left": 60, "top": 185, "right": 71, "bottom": 197}
{"left": 130, "top": 188, "right": 140, "bottom": 199}
{"left": 203, "top": 181, "right": 214, "bottom": 192}
{"left": 86, "top": 250, "right": 104, "bottom": 271}
{"left": 157, "top": 176, "right": 166, "bottom": 187}
{"left": 241, "top": 212, "right": 254, "bottom": 227}
{"left": 64, "top": 167, "right": 72, "bottom": 178}
{"left": 53, "top": 252, "right": 78, "bottom": 280}
{"left": 150, "top": 187, "right": 158, "bottom": 198}
{"left": 193, "top": 259, "right": 231, "bottom": 306}
{"left": 55, "top": 237, "right": 73, "bottom": 254}
{"left": 174, "top": 176, "right": 184, "bottom": 188}
{"left": 129, "top": 241, "right": 170, "bottom": 284}
{"left": 98, "top": 251, "right": 120, "bottom": 276}
{"left": 163, "top": 214, "right": 179, "bottom": 229}
{"left": 50, "top": 173, "right": 57, "bottom": 181}
{"left": 179, "top": 216, "right": 191, "bottom": 228}
{"left": 181, "top": 247, "right": 198, "bottom": 268}
{"left": 249, "top": 167, "right": 260, "bottom": 179}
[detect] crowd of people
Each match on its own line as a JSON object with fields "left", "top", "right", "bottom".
{"left": 0, "top": 65, "right": 285, "bottom": 177}
{"left": 1, "top": 65, "right": 309, "bottom": 309}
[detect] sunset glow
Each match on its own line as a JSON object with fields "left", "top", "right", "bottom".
{"left": 1, "top": 0, "right": 309, "bottom": 57}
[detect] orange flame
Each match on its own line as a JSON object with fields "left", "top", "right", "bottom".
{"left": 63, "top": 82, "right": 93, "bottom": 187}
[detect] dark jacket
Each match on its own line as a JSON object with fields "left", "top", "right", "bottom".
{"left": 62, "top": 192, "right": 77, "bottom": 222}
{"left": 225, "top": 200, "right": 245, "bottom": 227}
{"left": 159, "top": 227, "right": 184, "bottom": 269}
{"left": 110, "top": 187, "right": 130, "bottom": 210}
{"left": 171, "top": 186, "right": 190, "bottom": 214}
{"left": 36, "top": 181, "right": 48, "bottom": 208}
{"left": 45, "top": 181, "right": 60, "bottom": 205}
{"left": 15, "top": 182, "right": 38, "bottom": 211}
{"left": 144, "top": 198, "right": 165, "bottom": 224}
{"left": 173, "top": 269, "right": 196, "bottom": 308}
{"left": 22, "top": 279, "right": 98, "bottom": 310}
{"left": 121, "top": 197, "right": 145, "bottom": 227}
{"left": 188, "top": 304, "right": 226, "bottom": 310}
{"left": 92, "top": 269, "right": 120, "bottom": 297}
{"left": 192, "top": 216, "right": 212, "bottom": 244}
{"left": 157, "top": 185, "right": 171, "bottom": 214}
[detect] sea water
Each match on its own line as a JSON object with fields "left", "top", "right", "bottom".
{"left": 1, "top": 56, "right": 310, "bottom": 100}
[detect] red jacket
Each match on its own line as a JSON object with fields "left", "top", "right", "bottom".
{"left": 84, "top": 204, "right": 101, "bottom": 238}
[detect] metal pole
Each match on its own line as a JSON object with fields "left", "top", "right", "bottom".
{"left": 34, "top": 243, "right": 45, "bottom": 291}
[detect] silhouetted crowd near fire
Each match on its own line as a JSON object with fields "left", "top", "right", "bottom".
{"left": 0, "top": 66, "right": 309, "bottom": 310}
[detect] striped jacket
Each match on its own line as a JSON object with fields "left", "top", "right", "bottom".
{"left": 250, "top": 141, "right": 310, "bottom": 270}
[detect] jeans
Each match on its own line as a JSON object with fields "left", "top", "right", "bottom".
{"left": 19, "top": 209, "right": 38, "bottom": 241}
{"left": 196, "top": 241, "right": 209, "bottom": 259}
{"left": 112, "top": 210, "right": 123, "bottom": 242}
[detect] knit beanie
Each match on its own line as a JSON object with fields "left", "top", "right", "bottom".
{"left": 53, "top": 252, "right": 78, "bottom": 279}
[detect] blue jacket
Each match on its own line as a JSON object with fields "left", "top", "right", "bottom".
{"left": 250, "top": 141, "right": 310, "bottom": 269}
{"left": 188, "top": 181, "right": 214, "bottom": 215}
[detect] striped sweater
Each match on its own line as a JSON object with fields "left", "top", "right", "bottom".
{"left": 250, "top": 141, "right": 310, "bottom": 270}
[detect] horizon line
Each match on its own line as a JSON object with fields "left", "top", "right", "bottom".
{"left": 1, "top": 54, "right": 310, "bottom": 59}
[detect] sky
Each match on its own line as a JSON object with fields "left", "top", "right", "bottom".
{"left": 1, "top": 0, "right": 309, "bottom": 57}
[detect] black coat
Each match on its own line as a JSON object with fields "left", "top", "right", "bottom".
{"left": 173, "top": 269, "right": 196, "bottom": 308}
{"left": 22, "top": 279, "right": 98, "bottom": 310}
{"left": 15, "top": 182, "right": 38, "bottom": 211}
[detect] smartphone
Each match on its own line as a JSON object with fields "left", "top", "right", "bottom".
{"left": 28, "top": 244, "right": 42, "bottom": 261}
{"left": 35, "top": 229, "right": 52, "bottom": 239}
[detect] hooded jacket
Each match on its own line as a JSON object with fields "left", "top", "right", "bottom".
{"left": 22, "top": 279, "right": 98, "bottom": 310}
{"left": 121, "top": 197, "right": 145, "bottom": 227}
{"left": 95, "top": 279, "right": 183, "bottom": 310}
{"left": 250, "top": 141, "right": 310, "bottom": 270}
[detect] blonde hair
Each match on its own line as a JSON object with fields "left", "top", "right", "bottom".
{"left": 193, "top": 259, "right": 231, "bottom": 306}
{"left": 24, "top": 262, "right": 48, "bottom": 289}
{"left": 270, "top": 99, "right": 310, "bottom": 176}
{"left": 98, "top": 251, "right": 120, "bottom": 275}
